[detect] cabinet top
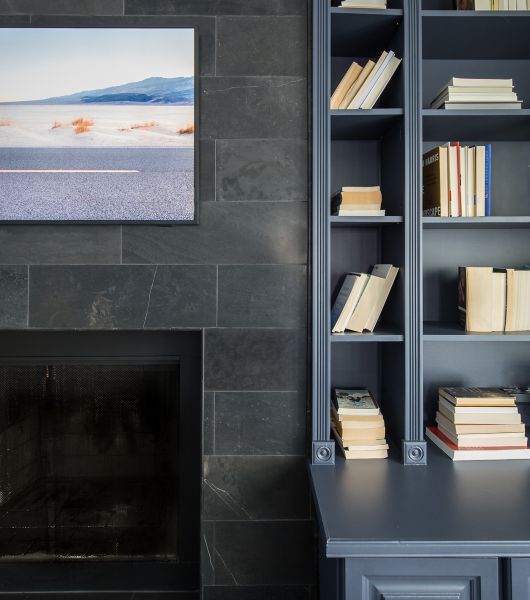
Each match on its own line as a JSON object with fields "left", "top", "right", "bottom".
{"left": 310, "top": 444, "right": 530, "bottom": 558}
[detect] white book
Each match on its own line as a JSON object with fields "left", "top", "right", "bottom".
{"left": 442, "top": 102, "right": 522, "bottom": 110}
{"left": 444, "top": 143, "right": 459, "bottom": 217}
{"left": 448, "top": 77, "right": 513, "bottom": 88}
{"left": 349, "top": 50, "right": 395, "bottom": 109}
{"left": 338, "top": 209, "right": 386, "bottom": 216}
{"left": 466, "top": 146, "right": 475, "bottom": 217}
{"left": 431, "top": 93, "right": 519, "bottom": 109}
{"left": 439, "top": 397, "right": 518, "bottom": 415}
{"left": 360, "top": 56, "right": 401, "bottom": 109}
{"left": 516, "top": 0, "right": 526, "bottom": 8}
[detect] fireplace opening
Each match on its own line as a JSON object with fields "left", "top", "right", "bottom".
{"left": 0, "top": 331, "right": 201, "bottom": 593}
{"left": 0, "top": 361, "right": 179, "bottom": 561}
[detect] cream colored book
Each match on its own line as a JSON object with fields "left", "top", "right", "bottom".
{"left": 505, "top": 269, "right": 530, "bottom": 331}
{"left": 475, "top": 145, "right": 486, "bottom": 217}
{"left": 339, "top": 60, "right": 375, "bottom": 109}
{"left": 466, "top": 146, "right": 475, "bottom": 216}
{"left": 444, "top": 143, "right": 459, "bottom": 216}
{"left": 364, "top": 264, "right": 399, "bottom": 332}
{"left": 463, "top": 266, "right": 493, "bottom": 332}
{"left": 492, "top": 271, "right": 507, "bottom": 332}
{"left": 347, "top": 51, "right": 389, "bottom": 109}
{"left": 436, "top": 412, "right": 525, "bottom": 434}
{"left": 360, "top": 56, "right": 401, "bottom": 109}
{"left": 330, "top": 61, "right": 362, "bottom": 109}
{"left": 345, "top": 274, "right": 385, "bottom": 332}
{"left": 438, "top": 403, "right": 522, "bottom": 425}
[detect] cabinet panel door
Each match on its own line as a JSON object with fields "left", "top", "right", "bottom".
{"left": 510, "top": 558, "right": 530, "bottom": 599}
{"left": 344, "top": 557, "right": 499, "bottom": 600}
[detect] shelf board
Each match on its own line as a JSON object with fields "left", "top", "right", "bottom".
{"left": 424, "top": 322, "right": 530, "bottom": 342}
{"left": 331, "top": 8, "right": 403, "bottom": 57}
{"left": 423, "top": 217, "right": 530, "bottom": 229}
{"left": 422, "top": 10, "right": 530, "bottom": 60}
{"left": 331, "top": 329, "right": 403, "bottom": 343}
{"left": 422, "top": 109, "right": 530, "bottom": 141}
{"left": 331, "top": 109, "right": 403, "bottom": 140}
{"left": 331, "top": 216, "right": 403, "bottom": 227}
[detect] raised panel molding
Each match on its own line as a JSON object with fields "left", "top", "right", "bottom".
{"left": 344, "top": 558, "right": 499, "bottom": 600}
{"left": 510, "top": 558, "right": 530, "bottom": 599}
{"left": 364, "top": 575, "right": 478, "bottom": 600}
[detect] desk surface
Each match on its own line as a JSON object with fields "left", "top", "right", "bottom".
{"left": 309, "top": 443, "right": 530, "bottom": 558}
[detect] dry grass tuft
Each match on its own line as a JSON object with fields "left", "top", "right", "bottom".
{"left": 0, "top": 119, "right": 13, "bottom": 127}
{"left": 71, "top": 117, "right": 95, "bottom": 134}
{"left": 177, "top": 123, "right": 194, "bottom": 134}
{"left": 51, "top": 120, "right": 64, "bottom": 130}
{"left": 130, "top": 121, "right": 158, "bottom": 130}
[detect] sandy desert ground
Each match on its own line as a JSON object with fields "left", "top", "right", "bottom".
{"left": 0, "top": 105, "right": 194, "bottom": 148}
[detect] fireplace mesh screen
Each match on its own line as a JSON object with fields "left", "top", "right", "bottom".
{"left": 0, "top": 362, "right": 179, "bottom": 561}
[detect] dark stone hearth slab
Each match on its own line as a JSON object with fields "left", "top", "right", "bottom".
{"left": 125, "top": 0, "right": 307, "bottom": 16}
{"left": 200, "top": 77, "right": 307, "bottom": 140}
{"left": 213, "top": 392, "right": 306, "bottom": 455}
{"left": 203, "top": 585, "right": 309, "bottom": 600}
{"left": 204, "top": 328, "right": 306, "bottom": 392}
{"left": 122, "top": 203, "right": 307, "bottom": 265}
{"left": 203, "top": 456, "right": 309, "bottom": 520}
{"left": 0, "top": 227, "right": 121, "bottom": 265}
{"left": 218, "top": 265, "right": 307, "bottom": 328}
{"left": 0, "top": 0, "right": 124, "bottom": 14}
{"left": 217, "top": 17, "right": 306, "bottom": 77}
{"left": 216, "top": 140, "right": 307, "bottom": 202}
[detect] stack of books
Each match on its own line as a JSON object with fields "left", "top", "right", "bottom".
{"left": 331, "top": 264, "right": 398, "bottom": 333}
{"left": 426, "top": 387, "right": 530, "bottom": 461}
{"left": 331, "top": 186, "right": 384, "bottom": 216}
{"left": 332, "top": 389, "right": 388, "bottom": 459}
{"left": 458, "top": 266, "right": 530, "bottom": 333}
{"left": 330, "top": 50, "right": 401, "bottom": 110}
{"left": 422, "top": 143, "right": 491, "bottom": 217}
{"left": 458, "top": 0, "right": 529, "bottom": 10}
{"left": 431, "top": 77, "right": 522, "bottom": 110}
{"left": 336, "top": 0, "right": 387, "bottom": 7}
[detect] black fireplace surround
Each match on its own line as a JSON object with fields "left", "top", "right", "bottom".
{"left": 0, "top": 330, "right": 201, "bottom": 594}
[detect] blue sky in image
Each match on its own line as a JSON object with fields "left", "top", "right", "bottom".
{"left": 0, "top": 28, "right": 194, "bottom": 102}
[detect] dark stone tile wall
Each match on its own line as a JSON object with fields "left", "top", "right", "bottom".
{"left": 0, "top": 2, "right": 312, "bottom": 599}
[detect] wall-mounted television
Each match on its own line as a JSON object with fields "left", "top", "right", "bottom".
{"left": 0, "top": 27, "right": 197, "bottom": 223}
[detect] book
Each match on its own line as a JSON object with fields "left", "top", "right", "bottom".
{"left": 330, "top": 61, "right": 362, "bottom": 109}
{"left": 333, "top": 428, "right": 389, "bottom": 459}
{"left": 438, "top": 402, "right": 522, "bottom": 425}
{"left": 505, "top": 269, "right": 530, "bottom": 332}
{"left": 466, "top": 146, "right": 475, "bottom": 217}
{"left": 439, "top": 396, "right": 518, "bottom": 415}
{"left": 436, "top": 411, "right": 525, "bottom": 434}
{"left": 346, "top": 265, "right": 396, "bottom": 332}
{"left": 332, "top": 388, "right": 380, "bottom": 416}
{"left": 422, "top": 146, "right": 449, "bottom": 217}
{"left": 437, "top": 424, "right": 526, "bottom": 448}
{"left": 338, "top": 209, "right": 386, "bottom": 216}
{"left": 439, "top": 387, "right": 516, "bottom": 406}
{"left": 331, "top": 273, "right": 369, "bottom": 333}
{"left": 331, "top": 187, "right": 383, "bottom": 215}
{"left": 340, "top": 60, "right": 375, "bottom": 109}
{"left": 474, "top": 145, "right": 486, "bottom": 216}
{"left": 492, "top": 270, "right": 507, "bottom": 331}
{"left": 431, "top": 92, "right": 519, "bottom": 109}
{"left": 445, "top": 142, "right": 459, "bottom": 216}
{"left": 458, "top": 266, "right": 495, "bottom": 332}
{"left": 444, "top": 77, "right": 513, "bottom": 88}
{"left": 451, "top": 142, "right": 463, "bottom": 216}
{"left": 442, "top": 102, "right": 522, "bottom": 110}
{"left": 360, "top": 56, "right": 401, "bottom": 109}
{"left": 348, "top": 51, "right": 394, "bottom": 109}
{"left": 426, "top": 426, "right": 530, "bottom": 460}
{"left": 335, "top": 424, "right": 387, "bottom": 440}
{"left": 364, "top": 264, "right": 399, "bottom": 332}
{"left": 484, "top": 143, "right": 492, "bottom": 216}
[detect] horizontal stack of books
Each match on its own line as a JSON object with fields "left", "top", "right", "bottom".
{"left": 431, "top": 77, "right": 522, "bottom": 110}
{"left": 331, "top": 186, "right": 384, "bottom": 216}
{"left": 422, "top": 143, "right": 491, "bottom": 217}
{"left": 335, "top": 0, "right": 387, "bottom": 7}
{"left": 426, "top": 387, "right": 530, "bottom": 461}
{"left": 459, "top": 266, "right": 530, "bottom": 333}
{"left": 331, "top": 264, "right": 398, "bottom": 333}
{"left": 330, "top": 50, "right": 401, "bottom": 110}
{"left": 458, "top": 0, "right": 530, "bottom": 10}
{"left": 332, "top": 389, "right": 388, "bottom": 459}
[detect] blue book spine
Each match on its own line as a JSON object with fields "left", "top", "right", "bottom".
{"left": 485, "top": 143, "right": 492, "bottom": 217}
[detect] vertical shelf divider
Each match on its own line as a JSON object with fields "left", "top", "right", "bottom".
{"left": 402, "top": 0, "right": 427, "bottom": 465}
{"left": 311, "top": 0, "right": 334, "bottom": 465}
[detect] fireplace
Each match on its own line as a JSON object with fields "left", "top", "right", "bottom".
{"left": 0, "top": 331, "right": 201, "bottom": 594}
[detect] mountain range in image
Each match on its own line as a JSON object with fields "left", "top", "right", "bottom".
{"left": 1, "top": 76, "right": 194, "bottom": 106}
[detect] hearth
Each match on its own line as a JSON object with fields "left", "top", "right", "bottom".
{"left": 0, "top": 331, "right": 201, "bottom": 594}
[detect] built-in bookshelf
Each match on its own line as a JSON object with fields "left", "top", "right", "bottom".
{"left": 312, "top": 0, "right": 530, "bottom": 466}
{"left": 311, "top": 2, "right": 530, "bottom": 597}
